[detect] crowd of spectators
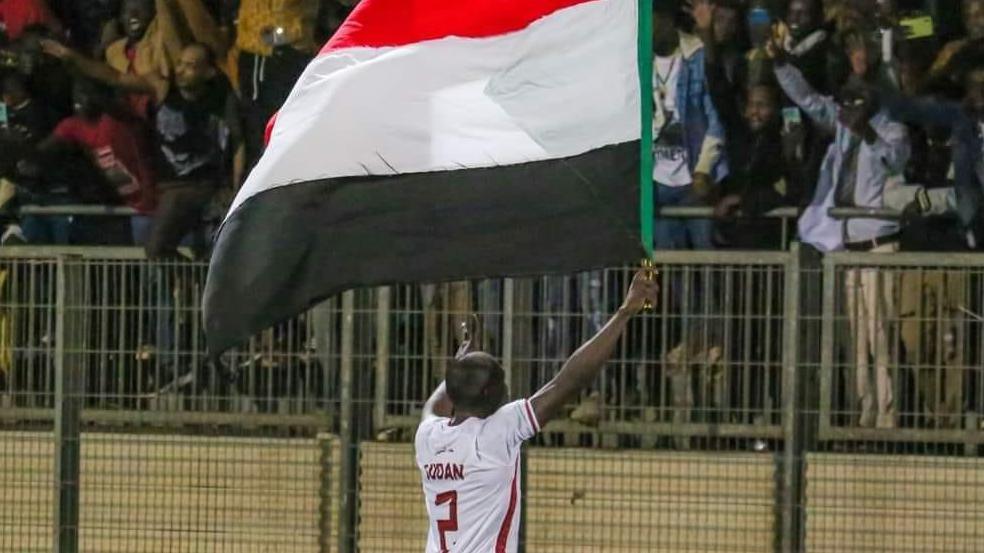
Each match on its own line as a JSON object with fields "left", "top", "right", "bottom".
{"left": 655, "top": 0, "right": 983, "bottom": 254}
{"left": 0, "top": 0, "right": 355, "bottom": 257}
{"left": 650, "top": 0, "right": 984, "bottom": 432}
{"left": 0, "top": 0, "right": 979, "bottom": 258}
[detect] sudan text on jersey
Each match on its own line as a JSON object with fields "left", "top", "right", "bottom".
{"left": 414, "top": 399, "right": 540, "bottom": 553}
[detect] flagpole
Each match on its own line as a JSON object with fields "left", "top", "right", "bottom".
{"left": 637, "top": 0, "right": 654, "bottom": 258}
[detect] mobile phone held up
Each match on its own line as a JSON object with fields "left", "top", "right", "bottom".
{"left": 781, "top": 107, "right": 802, "bottom": 132}
{"left": 899, "top": 13, "right": 934, "bottom": 40}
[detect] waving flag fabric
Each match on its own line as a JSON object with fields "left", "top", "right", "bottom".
{"left": 205, "top": 0, "right": 645, "bottom": 354}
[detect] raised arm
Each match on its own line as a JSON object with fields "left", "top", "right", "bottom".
{"left": 769, "top": 40, "right": 838, "bottom": 135}
{"left": 529, "top": 270, "right": 659, "bottom": 426}
{"left": 421, "top": 317, "right": 481, "bottom": 421}
{"left": 880, "top": 89, "right": 966, "bottom": 132}
{"left": 40, "top": 39, "right": 168, "bottom": 103}
{"left": 422, "top": 382, "right": 454, "bottom": 421}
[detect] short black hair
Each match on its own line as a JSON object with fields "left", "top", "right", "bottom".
{"left": 446, "top": 352, "right": 503, "bottom": 413}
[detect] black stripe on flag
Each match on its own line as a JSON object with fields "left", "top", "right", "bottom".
{"left": 204, "top": 141, "right": 642, "bottom": 354}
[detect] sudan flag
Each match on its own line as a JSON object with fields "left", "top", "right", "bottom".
{"left": 205, "top": 0, "right": 650, "bottom": 354}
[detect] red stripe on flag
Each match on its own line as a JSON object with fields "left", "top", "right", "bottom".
{"left": 495, "top": 460, "right": 520, "bottom": 553}
{"left": 264, "top": 112, "right": 278, "bottom": 146}
{"left": 322, "top": 0, "right": 596, "bottom": 54}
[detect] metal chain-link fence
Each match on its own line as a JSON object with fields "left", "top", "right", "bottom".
{"left": 2, "top": 245, "right": 983, "bottom": 552}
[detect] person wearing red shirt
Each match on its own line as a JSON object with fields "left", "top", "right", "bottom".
{"left": 0, "top": 0, "right": 62, "bottom": 42}
{"left": 44, "top": 79, "right": 156, "bottom": 215}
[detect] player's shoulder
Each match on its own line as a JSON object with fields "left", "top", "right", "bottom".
{"left": 414, "top": 415, "right": 443, "bottom": 452}
{"left": 481, "top": 398, "right": 539, "bottom": 435}
{"left": 415, "top": 415, "right": 445, "bottom": 442}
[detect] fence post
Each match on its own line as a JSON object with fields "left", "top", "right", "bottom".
{"left": 319, "top": 433, "right": 335, "bottom": 553}
{"left": 502, "top": 279, "right": 514, "bottom": 391}
{"left": 337, "top": 291, "right": 357, "bottom": 553}
{"left": 374, "top": 287, "right": 391, "bottom": 430}
{"left": 780, "top": 244, "right": 805, "bottom": 553}
{"left": 53, "top": 255, "right": 84, "bottom": 553}
{"left": 818, "top": 256, "right": 837, "bottom": 437}
{"left": 501, "top": 278, "right": 528, "bottom": 552}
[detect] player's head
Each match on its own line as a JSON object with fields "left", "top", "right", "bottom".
{"left": 446, "top": 352, "right": 508, "bottom": 417}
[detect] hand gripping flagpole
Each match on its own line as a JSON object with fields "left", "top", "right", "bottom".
{"left": 638, "top": 0, "right": 655, "bottom": 311}
{"left": 641, "top": 258, "right": 657, "bottom": 312}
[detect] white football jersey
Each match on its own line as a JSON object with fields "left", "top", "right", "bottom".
{"left": 414, "top": 399, "right": 540, "bottom": 553}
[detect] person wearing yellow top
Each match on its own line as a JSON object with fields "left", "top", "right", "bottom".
{"left": 103, "top": 0, "right": 227, "bottom": 117}
{"left": 235, "top": 0, "right": 320, "bottom": 168}
{"left": 235, "top": 0, "right": 320, "bottom": 57}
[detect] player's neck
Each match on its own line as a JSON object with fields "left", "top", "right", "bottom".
{"left": 450, "top": 408, "right": 486, "bottom": 423}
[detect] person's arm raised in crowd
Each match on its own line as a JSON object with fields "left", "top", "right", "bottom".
{"left": 879, "top": 87, "right": 966, "bottom": 133}
{"left": 422, "top": 381, "right": 454, "bottom": 421}
{"left": 39, "top": 39, "right": 169, "bottom": 104}
{"left": 768, "top": 40, "right": 838, "bottom": 135}
{"left": 529, "top": 270, "right": 659, "bottom": 427}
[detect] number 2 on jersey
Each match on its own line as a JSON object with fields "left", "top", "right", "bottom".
{"left": 435, "top": 490, "right": 458, "bottom": 552}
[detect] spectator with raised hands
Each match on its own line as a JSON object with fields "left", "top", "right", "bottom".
{"left": 770, "top": 26, "right": 910, "bottom": 429}
{"left": 42, "top": 38, "right": 243, "bottom": 258}
{"left": 102, "top": 0, "right": 226, "bottom": 118}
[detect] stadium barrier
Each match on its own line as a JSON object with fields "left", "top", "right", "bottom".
{"left": 2, "top": 235, "right": 983, "bottom": 552}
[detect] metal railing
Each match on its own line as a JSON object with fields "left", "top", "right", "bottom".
{"left": 3, "top": 239, "right": 984, "bottom": 553}
{"left": 1, "top": 246, "right": 800, "bottom": 442}
{"left": 817, "top": 251, "right": 984, "bottom": 447}
{"left": 16, "top": 241, "right": 980, "bottom": 446}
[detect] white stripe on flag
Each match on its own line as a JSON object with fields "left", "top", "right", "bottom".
{"left": 230, "top": 0, "right": 639, "bottom": 217}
